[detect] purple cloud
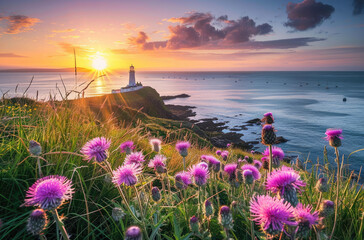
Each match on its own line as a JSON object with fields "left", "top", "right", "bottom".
{"left": 129, "top": 12, "right": 273, "bottom": 50}
{"left": 353, "top": 0, "right": 364, "bottom": 15}
{"left": 0, "top": 15, "right": 40, "bottom": 34}
{"left": 285, "top": 0, "right": 335, "bottom": 31}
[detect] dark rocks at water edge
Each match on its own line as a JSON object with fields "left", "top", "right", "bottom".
{"left": 165, "top": 104, "right": 196, "bottom": 120}
{"left": 161, "top": 94, "right": 190, "bottom": 100}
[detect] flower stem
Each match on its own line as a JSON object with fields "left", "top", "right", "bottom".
{"left": 37, "top": 156, "right": 43, "bottom": 177}
{"left": 330, "top": 147, "right": 340, "bottom": 239}
{"left": 315, "top": 192, "right": 322, "bottom": 211}
{"left": 51, "top": 209, "right": 70, "bottom": 240}
{"left": 183, "top": 156, "right": 186, "bottom": 171}
{"left": 134, "top": 185, "right": 149, "bottom": 240}
{"left": 269, "top": 145, "right": 273, "bottom": 174}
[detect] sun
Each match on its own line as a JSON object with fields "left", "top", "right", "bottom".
{"left": 92, "top": 55, "right": 107, "bottom": 71}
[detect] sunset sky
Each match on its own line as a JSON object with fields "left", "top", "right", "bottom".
{"left": 0, "top": 0, "right": 364, "bottom": 71}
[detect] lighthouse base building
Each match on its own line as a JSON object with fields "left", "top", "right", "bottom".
{"left": 112, "top": 65, "right": 143, "bottom": 93}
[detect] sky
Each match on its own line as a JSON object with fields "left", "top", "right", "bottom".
{"left": 0, "top": 0, "right": 364, "bottom": 71}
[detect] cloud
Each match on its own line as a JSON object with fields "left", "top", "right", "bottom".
{"left": 52, "top": 28, "right": 76, "bottom": 33}
{"left": 0, "top": 53, "right": 27, "bottom": 58}
{"left": 0, "top": 15, "right": 40, "bottom": 34}
{"left": 129, "top": 12, "right": 273, "bottom": 50}
{"left": 241, "top": 37, "right": 325, "bottom": 49}
{"left": 57, "top": 42, "right": 91, "bottom": 56}
{"left": 285, "top": 0, "right": 335, "bottom": 31}
{"left": 353, "top": 0, "right": 364, "bottom": 15}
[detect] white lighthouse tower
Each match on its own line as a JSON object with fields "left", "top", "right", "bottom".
{"left": 128, "top": 65, "right": 136, "bottom": 87}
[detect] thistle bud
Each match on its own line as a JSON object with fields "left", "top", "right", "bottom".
{"left": 150, "top": 138, "right": 162, "bottom": 153}
{"left": 295, "top": 220, "right": 311, "bottom": 239}
{"left": 26, "top": 209, "right": 48, "bottom": 236}
{"left": 315, "top": 177, "right": 329, "bottom": 193}
{"left": 278, "top": 187, "right": 299, "bottom": 207}
{"left": 29, "top": 140, "right": 42, "bottom": 156}
{"left": 319, "top": 200, "right": 334, "bottom": 218}
{"left": 216, "top": 150, "right": 222, "bottom": 156}
{"left": 218, "top": 206, "right": 233, "bottom": 230}
{"left": 243, "top": 170, "right": 254, "bottom": 184}
{"left": 262, "top": 112, "right": 274, "bottom": 124}
{"left": 261, "top": 157, "right": 269, "bottom": 170}
{"left": 204, "top": 200, "right": 214, "bottom": 218}
{"left": 231, "top": 201, "right": 238, "bottom": 210}
{"left": 125, "top": 226, "right": 142, "bottom": 240}
{"left": 151, "top": 187, "right": 161, "bottom": 202}
{"left": 112, "top": 207, "right": 125, "bottom": 221}
{"left": 189, "top": 216, "right": 199, "bottom": 233}
{"left": 261, "top": 124, "right": 276, "bottom": 145}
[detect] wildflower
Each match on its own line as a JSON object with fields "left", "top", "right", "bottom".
{"left": 29, "top": 140, "right": 42, "bottom": 156}
{"left": 251, "top": 150, "right": 255, "bottom": 154}
{"left": 260, "top": 156, "right": 269, "bottom": 170}
{"left": 25, "top": 175, "right": 74, "bottom": 210}
{"left": 112, "top": 164, "right": 142, "bottom": 186}
{"left": 148, "top": 155, "right": 167, "bottom": 174}
{"left": 205, "top": 155, "right": 221, "bottom": 172}
{"left": 261, "top": 124, "right": 276, "bottom": 145}
{"left": 189, "top": 216, "right": 199, "bottom": 233}
{"left": 266, "top": 166, "right": 306, "bottom": 207}
{"left": 253, "top": 160, "right": 262, "bottom": 169}
{"left": 315, "top": 177, "right": 329, "bottom": 193}
{"left": 241, "top": 164, "right": 261, "bottom": 180}
{"left": 151, "top": 187, "right": 161, "bottom": 202}
{"left": 175, "top": 171, "right": 192, "bottom": 189}
{"left": 227, "top": 143, "right": 231, "bottom": 147}
{"left": 243, "top": 170, "right": 254, "bottom": 184}
{"left": 175, "top": 141, "right": 190, "bottom": 157}
{"left": 125, "top": 226, "right": 142, "bottom": 240}
{"left": 219, "top": 206, "right": 233, "bottom": 230}
{"left": 150, "top": 138, "right": 162, "bottom": 152}
{"left": 216, "top": 150, "right": 222, "bottom": 156}
{"left": 26, "top": 209, "right": 48, "bottom": 236}
{"left": 263, "top": 146, "right": 284, "bottom": 168}
{"left": 294, "top": 204, "right": 319, "bottom": 238}
{"left": 250, "top": 195, "right": 296, "bottom": 236}
{"left": 112, "top": 207, "right": 125, "bottom": 221}
{"left": 262, "top": 112, "right": 274, "bottom": 124}
{"left": 119, "top": 141, "right": 135, "bottom": 155}
{"left": 319, "top": 200, "right": 334, "bottom": 218}
{"left": 81, "top": 137, "right": 111, "bottom": 163}
{"left": 224, "top": 163, "right": 237, "bottom": 181}
{"left": 204, "top": 200, "right": 214, "bottom": 218}
{"left": 189, "top": 164, "right": 210, "bottom": 186}
{"left": 221, "top": 150, "right": 229, "bottom": 161}
{"left": 325, "top": 129, "right": 343, "bottom": 148}
{"left": 198, "top": 161, "right": 209, "bottom": 169}
{"left": 124, "top": 152, "right": 145, "bottom": 166}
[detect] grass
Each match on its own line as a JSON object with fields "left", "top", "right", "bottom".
{"left": 0, "top": 98, "right": 363, "bottom": 240}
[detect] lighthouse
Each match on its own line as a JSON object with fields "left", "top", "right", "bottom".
{"left": 128, "top": 65, "right": 136, "bottom": 87}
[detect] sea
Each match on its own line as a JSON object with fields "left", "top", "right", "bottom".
{"left": 1, "top": 71, "right": 364, "bottom": 174}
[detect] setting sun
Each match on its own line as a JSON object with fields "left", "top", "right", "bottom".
{"left": 92, "top": 55, "right": 107, "bottom": 71}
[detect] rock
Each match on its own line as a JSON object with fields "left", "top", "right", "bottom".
{"left": 161, "top": 94, "right": 190, "bottom": 100}
{"left": 245, "top": 118, "right": 261, "bottom": 124}
{"left": 275, "top": 136, "right": 288, "bottom": 144}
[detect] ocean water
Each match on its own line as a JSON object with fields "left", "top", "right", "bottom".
{"left": 1, "top": 71, "right": 364, "bottom": 173}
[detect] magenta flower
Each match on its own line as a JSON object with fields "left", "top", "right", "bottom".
{"left": 205, "top": 155, "right": 221, "bottom": 172}
{"left": 112, "top": 164, "right": 142, "bottom": 186}
{"left": 263, "top": 146, "right": 284, "bottom": 167}
{"left": 325, "top": 128, "right": 343, "bottom": 147}
{"left": 227, "top": 143, "right": 231, "bottom": 147}
{"left": 221, "top": 150, "right": 229, "bottom": 161}
{"left": 266, "top": 166, "right": 306, "bottom": 206}
{"left": 81, "top": 137, "right": 111, "bottom": 162}
{"left": 148, "top": 154, "right": 167, "bottom": 174}
{"left": 250, "top": 195, "right": 296, "bottom": 236}
{"left": 224, "top": 163, "right": 237, "bottom": 177}
{"left": 125, "top": 226, "right": 142, "bottom": 240}
{"left": 25, "top": 175, "right": 74, "bottom": 210}
{"left": 241, "top": 164, "right": 261, "bottom": 180}
{"left": 262, "top": 112, "right": 274, "bottom": 124}
{"left": 216, "top": 150, "right": 222, "bottom": 156}
{"left": 175, "top": 171, "right": 192, "bottom": 189}
{"left": 253, "top": 159, "right": 262, "bottom": 169}
{"left": 189, "top": 164, "right": 210, "bottom": 186}
{"left": 124, "top": 151, "right": 145, "bottom": 166}
{"left": 175, "top": 141, "right": 190, "bottom": 157}
{"left": 150, "top": 138, "right": 162, "bottom": 152}
{"left": 119, "top": 141, "right": 135, "bottom": 154}
{"left": 198, "top": 161, "right": 209, "bottom": 169}
{"left": 294, "top": 203, "right": 319, "bottom": 228}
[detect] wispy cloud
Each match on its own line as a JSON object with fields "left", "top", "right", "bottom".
{"left": 52, "top": 28, "right": 76, "bottom": 33}
{"left": 0, "top": 15, "right": 40, "bottom": 34}
{"left": 57, "top": 42, "right": 91, "bottom": 56}
{"left": 285, "top": 0, "right": 335, "bottom": 31}
{"left": 0, "top": 53, "right": 27, "bottom": 58}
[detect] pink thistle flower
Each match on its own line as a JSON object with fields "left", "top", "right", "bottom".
{"left": 216, "top": 150, "right": 222, "bottom": 156}
{"left": 262, "top": 112, "right": 274, "bottom": 124}
{"left": 253, "top": 160, "right": 262, "bottom": 169}
{"left": 189, "top": 164, "right": 210, "bottom": 186}
{"left": 241, "top": 164, "right": 261, "bottom": 180}
{"left": 125, "top": 226, "right": 142, "bottom": 240}
{"left": 175, "top": 141, "right": 190, "bottom": 157}
{"left": 25, "top": 175, "right": 74, "bottom": 210}
{"left": 227, "top": 143, "right": 231, "bottom": 147}
{"left": 119, "top": 141, "right": 135, "bottom": 154}
{"left": 124, "top": 152, "right": 145, "bottom": 166}
{"left": 263, "top": 146, "right": 284, "bottom": 167}
{"left": 198, "top": 161, "right": 209, "bottom": 169}
{"left": 224, "top": 163, "right": 237, "bottom": 177}
{"left": 112, "top": 164, "right": 142, "bottom": 186}
{"left": 148, "top": 155, "right": 167, "bottom": 174}
{"left": 27, "top": 209, "right": 48, "bottom": 235}
{"left": 325, "top": 128, "right": 343, "bottom": 147}
{"left": 205, "top": 155, "right": 221, "bottom": 172}
{"left": 221, "top": 150, "right": 229, "bottom": 161}
{"left": 294, "top": 204, "right": 319, "bottom": 238}
{"left": 150, "top": 138, "right": 162, "bottom": 152}
{"left": 81, "top": 137, "right": 111, "bottom": 163}
{"left": 175, "top": 171, "right": 192, "bottom": 189}
{"left": 250, "top": 195, "right": 296, "bottom": 236}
